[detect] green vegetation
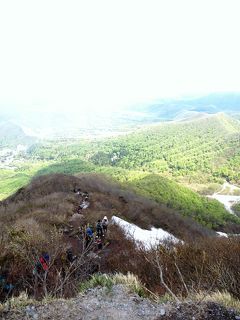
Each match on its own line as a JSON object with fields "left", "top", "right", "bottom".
{"left": 126, "top": 174, "right": 240, "bottom": 229}
{"left": 86, "top": 113, "right": 240, "bottom": 184}
{"left": 233, "top": 202, "right": 240, "bottom": 217}
{"left": 0, "top": 162, "right": 47, "bottom": 200}
{"left": 34, "top": 159, "right": 240, "bottom": 229}
{"left": 1, "top": 113, "right": 240, "bottom": 230}
{"left": 27, "top": 113, "right": 240, "bottom": 186}
{"left": 79, "top": 273, "right": 146, "bottom": 297}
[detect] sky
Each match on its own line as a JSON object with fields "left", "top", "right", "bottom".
{"left": 0, "top": 0, "right": 240, "bottom": 113}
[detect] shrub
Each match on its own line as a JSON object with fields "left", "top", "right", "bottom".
{"left": 79, "top": 272, "right": 146, "bottom": 297}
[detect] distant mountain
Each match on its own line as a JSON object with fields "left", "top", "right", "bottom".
{"left": 0, "top": 108, "right": 152, "bottom": 139}
{"left": 0, "top": 92, "right": 239, "bottom": 139}
{"left": 0, "top": 121, "right": 36, "bottom": 147}
{"left": 131, "top": 92, "right": 240, "bottom": 121}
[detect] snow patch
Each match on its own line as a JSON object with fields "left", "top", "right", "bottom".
{"left": 216, "top": 231, "right": 228, "bottom": 238}
{"left": 111, "top": 216, "right": 180, "bottom": 249}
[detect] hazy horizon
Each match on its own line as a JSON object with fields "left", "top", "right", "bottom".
{"left": 0, "top": 0, "right": 240, "bottom": 114}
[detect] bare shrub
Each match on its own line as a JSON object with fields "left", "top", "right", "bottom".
{"left": 0, "top": 221, "right": 99, "bottom": 301}
{"left": 104, "top": 229, "right": 240, "bottom": 300}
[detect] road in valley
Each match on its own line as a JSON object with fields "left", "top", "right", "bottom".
{"left": 208, "top": 182, "right": 240, "bottom": 214}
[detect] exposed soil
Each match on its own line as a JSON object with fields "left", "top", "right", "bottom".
{"left": 1, "top": 285, "right": 239, "bottom": 320}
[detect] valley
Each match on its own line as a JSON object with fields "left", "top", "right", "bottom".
{"left": 1, "top": 1, "right": 240, "bottom": 315}
{"left": 0, "top": 113, "right": 240, "bottom": 226}
{"left": 1, "top": 103, "right": 240, "bottom": 317}
{"left": 0, "top": 144, "right": 28, "bottom": 170}
{"left": 1, "top": 111, "right": 240, "bottom": 232}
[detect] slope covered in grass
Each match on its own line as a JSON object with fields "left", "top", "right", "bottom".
{"left": 88, "top": 113, "right": 240, "bottom": 184}
{"left": 1, "top": 114, "right": 240, "bottom": 230}
{"left": 0, "top": 173, "right": 213, "bottom": 240}
{"left": 35, "top": 160, "right": 240, "bottom": 231}
{"left": 27, "top": 113, "right": 240, "bottom": 186}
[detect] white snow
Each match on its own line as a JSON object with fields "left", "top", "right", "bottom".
{"left": 111, "top": 216, "right": 180, "bottom": 249}
{"left": 216, "top": 231, "right": 228, "bottom": 238}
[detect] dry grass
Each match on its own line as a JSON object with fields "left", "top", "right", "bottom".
{"left": 0, "top": 173, "right": 239, "bottom": 303}
{"left": 79, "top": 272, "right": 146, "bottom": 297}
{"left": 194, "top": 291, "right": 240, "bottom": 313}
{"left": 0, "top": 173, "right": 214, "bottom": 247}
{"left": 104, "top": 228, "right": 240, "bottom": 300}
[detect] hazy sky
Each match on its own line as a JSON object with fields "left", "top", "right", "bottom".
{"left": 0, "top": 0, "right": 240, "bottom": 112}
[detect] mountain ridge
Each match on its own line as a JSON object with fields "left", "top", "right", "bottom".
{"left": 0, "top": 173, "right": 215, "bottom": 240}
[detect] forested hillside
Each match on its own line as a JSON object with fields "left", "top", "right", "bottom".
{"left": 87, "top": 113, "right": 240, "bottom": 184}
{"left": 1, "top": 113, "right": 240, "bottom": 231}
{"left": 29, "top": 113, "right": 240, "bottom": 186}
{"left": 35, "top": 160, "right": 240, "bottom": 231}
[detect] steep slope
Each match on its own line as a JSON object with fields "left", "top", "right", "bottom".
{"left": 0, "top": 173, "right": 213, "bottom": 240}
{"left": 1, "top": 174, "right": 240, "bottom": 309}
{"left": 33, "top": 162, "right": 240, "bottom": 231}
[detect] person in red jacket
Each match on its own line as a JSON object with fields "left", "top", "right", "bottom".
{"left": 39, "top": 253, "right": 49, "bottom": 271}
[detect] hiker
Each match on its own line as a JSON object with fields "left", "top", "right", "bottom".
{"left": 102, "top": 216, "right": 109, "bottom": 234}
{"left": 0, "top": 273, "right": 14, "bottom": 295}
{"left": 85, "top": 226, "right": 93, "bottom": 248}
{"left": 95, "top": 236, "right": 103, "bottom": 250}
{"left": 73, "top": 188, "right": 81, "bottom": 194}
{"left": 33, "top": 253, "right": 49, "bottom": 275}
{"left": 83, "top": 192, "right": 89, "bottom": 198}
{"left": 96, "top": 220, "right": 103, "bottom": 237}
{"left": 86, "top": 226, "right": 93, "bottom": 238}
{"left": 40, "top": 253, "right": 49, "bottom": 271}
{"left": 79, "top": 200, "right": 89, "bottom": 210}
{"left": 66, "top": 248, "right": 77, "bottom": 263}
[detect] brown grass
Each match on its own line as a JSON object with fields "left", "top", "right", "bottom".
{"left": 104, "top": 230, "right": 240, "bottom": 300}
{"left": 1, "top": 173, "right": 237, "bottom": 302}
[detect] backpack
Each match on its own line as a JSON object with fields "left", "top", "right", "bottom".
{"left": 39, "top": 256, "right": 49, "bottom": 271}
{"left": 86, "top": 227, "right": 93, "bottom": 237}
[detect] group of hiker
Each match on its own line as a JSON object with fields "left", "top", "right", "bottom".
{"left": 85, "top": 216, "right": 109, "bottom": 249}
{"left": 74, "top": 188, "right": 90, "bottom": 212}
{"left": 32, "top": 215, "right": 109, "bottom": 277}
{"left": 1, "top": 188, "right": 110, "bottom": 299}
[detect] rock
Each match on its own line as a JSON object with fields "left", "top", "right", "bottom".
{"left": 159, "top": 308, "right": 166, "bottom": 316}
{"left": 4, "top": 286, "right": 240, "bottom": 320}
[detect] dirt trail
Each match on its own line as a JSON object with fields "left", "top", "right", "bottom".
{"left": 2, "top": 285, "right": 239, "bottom": 320}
